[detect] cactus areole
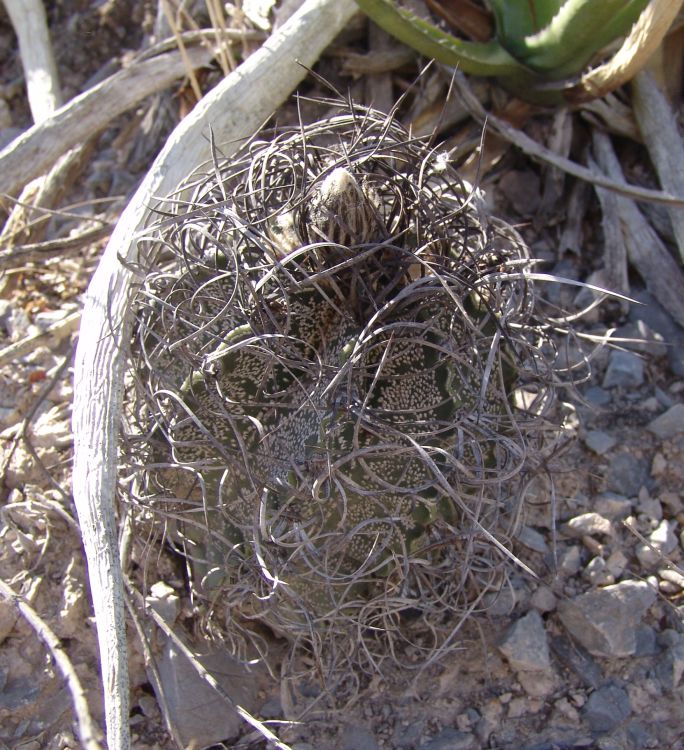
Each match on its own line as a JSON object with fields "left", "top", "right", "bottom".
{"left": 126, "top": 101, "right": 555, "bottom": 675}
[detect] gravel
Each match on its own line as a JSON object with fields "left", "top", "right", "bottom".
{"left": 602, "top": 350, "right": 645, "bottom": 389}
{"left": 557, "top": 580, "right": 657, "bottom": 657}
{"left": 582, "top": 684, "right": 631, "bottom": 732}
{"left": 646, "top": 403, "right": 684, "bottom": 440}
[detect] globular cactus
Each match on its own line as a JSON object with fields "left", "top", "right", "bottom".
{"left": 126, "top": 101, "right": 557, "bottom": 679}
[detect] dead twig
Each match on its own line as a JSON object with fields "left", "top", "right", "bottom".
{"left": 0, "top": 312, "right": 80, "bottom": 367}
{"left": 450, "top": 71, "right": 684, "bottom": 208}
{"left": 0, "top": 43, "right": 215, "bottom": 199}
{"left": 0, "top": 577, "right": 103, "bottom": 750}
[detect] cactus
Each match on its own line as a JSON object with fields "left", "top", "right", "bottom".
{"left": 127, "top": 102, "right": 556, "bottom": 673}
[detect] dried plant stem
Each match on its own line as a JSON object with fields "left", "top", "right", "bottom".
{"left": 592, "top": 130, "right": 684, "bottom": 328}
{"left": 0, "top": 312, "right": 80, "bottom": 366}
{"left": 632, "top": 70, "right": 684, "bottom": 264}
{"left": 72, "top": 1, "right": 358, "bottom": 748}
{"left": 0, "top": 578, "right": 103, "bottom": 750}
{"left": 0, "top": 44, "right": 214, "bottom": 199}
{"left": 450, "top": 71, "right": 684, "bottom": 208}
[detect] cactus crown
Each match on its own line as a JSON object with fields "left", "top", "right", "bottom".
{"left": 124, "top": 100, "right": 562, "bottom": 699}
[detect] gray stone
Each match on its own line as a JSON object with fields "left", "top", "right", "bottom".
{"left": 582, "top": 684, "right": 631, "bottom": 732}
{"left": 594, "top": 494, "right": 632, "bottom": 520}
{"left": 615, "top": 321, "right": 668, "bottom": 358}
{"left": 339, "top": 725, "right": 379, "bottom": 750}
{"left": 515, "top": 525, "right": 550, "bottom": 553}
{"left": 557, "top": 580, "right": 657, "bottom": 657}
{"left": 635, "top": 519, "right": 678, "bottom": 568}
{"left": 654, "top": 637, "right": 684, "bottom": 692}
{"left": 602, "top": 350, "right": 644, "bottom": 389}
{"left": 633, "top": 626, "right": 659, "bottom": 657}
{"left": 559, "top": 545, "right": 583, "bottom": 576}
{"left": 530, "top": 585, "right": 557, "bottom": 613}
{"left": 565, "top": 512, "right": 613, "bottom": 538}
{"left": 419, "top": 728, "right": 477, "bottom": 750}
{"left": 584, "top": 386, "right": 611, "bottom": 406}
{"left": 584, "top": 430, "right": 617, "bottom": 455}
{"left": 629, "top": 289, "right": 684, "bottom": 376}
{"left": 392, "top": 719, "right": 426, "bottom": 749}
{"left": 606, "top": 452, "right": 649, "bottom": 496}
{"left": 498, "top": 610, "right": 552, "bottom": 673}
{"left": 582, "top": 557, "right": 614, "bottom": 586}
{"left": 647, "top": 403, "right": 684, "bottom": 440}
{"left": 155, "top": 639, "right": 258, "bottom": 748}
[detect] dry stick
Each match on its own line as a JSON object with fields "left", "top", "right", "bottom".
{"left": 0, "top": 223, "right": 114, "bottom": 270}
{"left": 0, "top": 43, "right": 215, "bottom": 199}
{"left": 0, "top": 311, "right": 81, "bottom": 366}
{"left": 71, "top": 1, "right": 358, "bottom": 748}
{"left": 632, "top": 70, "right": 684, "bottom": 264}
{"left": 592, "top": 130, "right": 684, "bottom": 329}
{"left": 450, "top": 71, "right": 684, "bottom": 208}
{"left": 0, "top": 578, "right": 103, "bottom": 750}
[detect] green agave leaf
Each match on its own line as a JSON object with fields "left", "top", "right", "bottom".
{"left": 516, "top": 0, "right": 650, "bottom": 77}
{"left": 354, "top": 0, "right": 528, "bottom": 76}
{"left": 487, "top": 0, "right": 563, "bottom": 52}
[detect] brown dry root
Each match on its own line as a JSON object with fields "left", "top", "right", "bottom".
{"left": 120, "top": 98, "right": 580, "bottom": 708}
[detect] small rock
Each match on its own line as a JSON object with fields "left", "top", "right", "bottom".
{"left": 584, "top": 386, "right": 611, "bottom": 406}
{"left": 559, "top": 545, "right": 583, "bottom": 576}
{"left": 565, "top": 512, "right": 613, "bottom": 538}
{"left": 582, "top": 684, "right": 631, "bottom": 732}
{"left": 339, "top": 725, "right": 379, "bottom": 750}
{"left": 635, "top": 493, "right": 662, "bottom": 522}
{"left": 584, "top": 430, "right": 616, "bottom": 455}
{"left": 634, "top": 626, "right": 659, "bottom": 657}
{"left": 392, "top": 719, "right": 425, "bottom": 749}
{"left": 583, "top": 557, "right": 613, "bottom": 586}
{"left": 629, "top": 289, "right": 684, "bottom": 376}
{"left": 635, "top": 519, "right": 678, "bottom": 568}
{"left": 419, "top": 728, "right": 477, "bottom": 750}
{"left": 145, "top": 582, "right": 180, "bottom": 625}
{"left": 5, "top": 306, "right": 32, "bottom": 341}
{"left": 606, "top": 452, "right": 649, "bottom": 497}
{"left": 615, "top": 321, "right": 668, "bottom": 358}
{"left": 605, "top": 549, "right": 628, "bottom": 578}
{"left": 647, "top": 403, "right": 684, "bottom": 440}
{"left": 658, "top": 567, "right": 684, "bottom": 590}
{"left": 530, "top": 585, "right": 557, "bottom": 613}
{"left": 654, "top": 637, "right": 684, "bottom": 691}
{"left": 603, "top": 350, "right": 644, "bottom": 389}
{"left": 155, "top": 640, "right": 258, "bottom": 748}
{"left": 557, "top": 580, "right": 657, "bottom": 657}
{"left": 498, "top": 610, "right": 554, "bottom": 697}
{"left": 594, "top": 494, "right": 632, "bottom": 520}
{"left": 515, "top": 525, "right": 549, "bottom": 554}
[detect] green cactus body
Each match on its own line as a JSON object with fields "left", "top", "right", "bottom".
{"left": 132, "top": 107, "right": 539, "bottom": 640}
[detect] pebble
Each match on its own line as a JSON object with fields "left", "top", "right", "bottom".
{"left": 634, "top": 626, "right": 659, "bottom": 657}
{"left": 602, "top": 350, "right": 644, "bottom": 389}
{"left": 658, "top": 567, "right": 684, "bottom": 590}
{"left": 629, "top": 289, "right": 684, "bottom": 375}
{"left": 606, "top": 452, "right": 650, "bottom": 497}
{"left": 635, "top": 494, "right": 662, "bottom": 522}
{"left": 605, "top": 549, "right": 628, "bottom": 577}
{"left": 593, "top": 494, "right": 632, "bottom": 520}
{"left": 615, "top": 321, "right": 668, "bottom": 358}
{"left": 419, "top": 728, "right": 477, "bottom": 750}
{"left": 559, "top": 545, "right": 583, "bottom": 576}
{"left": 339, "top": 725, "right": 379, "bottom": 750}
{"left": 530, "top": 585, "right": 557, "bottom": 613}
{"left": 565, "top": 512, "right": 613, "bottom": 538}
{"left": 646, "top": 403, "right": 684, "bottom": 440}
{"left": 557, "top": 580, "right": 657, "bottom": 657}
{"left": 498, "top": 610, "right": 556, "bottom": 697}
{"left": 635, "top": 519, "right": 678, "bottom": 568}
{"left": 654, "top": 636, "right": 684, "bottom": 692}
{"left": 584, "top": 430, "right": 616, "bottom": 455}
{"left": 582, "top": 684, "right": 631, "bottom": 732}
{"left": 515, "top": 525, "right": 550, "bottom": 553}
{"left": 392, "top": 719, "right": 425, "bottom": 749}
{"left": 582, "top": 557, "right": 614, "bottom": 586}
{"left": 584, "top": 386, "right": 611, "bottom": 406}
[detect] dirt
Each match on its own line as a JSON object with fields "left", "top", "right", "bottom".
{"left": 0, "top": 2, "right": 683, "bottom": 750}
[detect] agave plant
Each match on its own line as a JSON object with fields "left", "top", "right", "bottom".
{"left": 126, "top": 101, "right": 559, "bottom": 680}
{"left": 353, "top": 0, "right": 659, "bottom": 103}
